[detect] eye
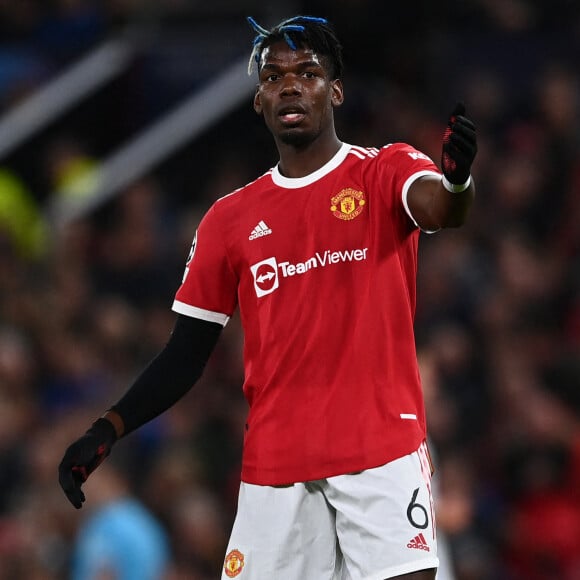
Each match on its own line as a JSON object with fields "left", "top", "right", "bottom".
{"left": 303, "top": 71, "right": 316, "bottom": 79}
{"left": 265, "top": 73, "right": 279, "bottom": 82}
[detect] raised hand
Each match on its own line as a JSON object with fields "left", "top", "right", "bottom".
{"left": 441, "top": 102, "right": 477, "bottom": 190}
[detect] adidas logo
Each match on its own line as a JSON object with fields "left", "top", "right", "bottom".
{"left": 249, "top": 220, "right": 272, "bottom": 240}
{"left": 407, "top": 533, "right": 430, "bottom": 552}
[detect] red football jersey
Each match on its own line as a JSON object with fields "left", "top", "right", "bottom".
{"left": 173, "top": 142, "right": 441, "bottom": 485}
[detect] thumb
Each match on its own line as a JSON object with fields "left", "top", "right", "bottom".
{"left": 450, "top": 102, "right": 466, "bottom": 119}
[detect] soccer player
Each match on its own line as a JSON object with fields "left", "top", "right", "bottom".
{"left": 59, "top": 15, "right": 477, "bottom": 580}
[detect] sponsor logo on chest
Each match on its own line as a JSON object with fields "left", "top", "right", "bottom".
{"left": 250, "top": 247, "right": 368, "bottom": 297}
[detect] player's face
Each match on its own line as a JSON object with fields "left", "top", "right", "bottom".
{"left": 253, "top": 41, "right": 343, "bottom": 147}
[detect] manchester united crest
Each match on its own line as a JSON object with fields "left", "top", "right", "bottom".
{"left": 330, "top": 188, "right": 366, "bottom": 220}
{"left": 224, "top": 549, "right": 245, "bottom": 577}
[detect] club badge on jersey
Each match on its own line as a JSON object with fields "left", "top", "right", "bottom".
{"left": 224, "top": 549, "right": 245, "bottom": 577}
{"left": 330, "top": 188, "right": 366, "bottom": 220}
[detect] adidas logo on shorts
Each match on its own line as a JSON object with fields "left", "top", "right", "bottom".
{"left": 407, "top": 532, "right": 430, "bottom": 552}
{"left": 249, "top": 220, "right": 272, "bottom": 240}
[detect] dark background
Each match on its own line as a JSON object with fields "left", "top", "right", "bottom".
{"left": 0, "top": 1, "right": 579, "bottom": 578}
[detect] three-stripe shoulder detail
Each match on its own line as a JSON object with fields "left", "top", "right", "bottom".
{"left": 348, "top": 145, "right": 380, "bottom": 160}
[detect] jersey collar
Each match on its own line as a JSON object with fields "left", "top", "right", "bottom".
{"left": 271, "top": 142, "right": 350, "bottom": 189}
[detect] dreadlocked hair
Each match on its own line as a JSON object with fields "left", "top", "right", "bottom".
{"left": 247, "top": 15, "right": 344, "bottom": 80}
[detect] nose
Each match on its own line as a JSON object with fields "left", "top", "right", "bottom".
{"left": 280, "top": 74, "right": 301, "bottom": 96}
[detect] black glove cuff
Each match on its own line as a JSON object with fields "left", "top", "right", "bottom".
{"left": 88, "top": 417, "right": 118, "bottom": 446}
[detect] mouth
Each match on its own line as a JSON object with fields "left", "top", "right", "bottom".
{"left": 278, "top": 106, "right": 306, "bottom": 125}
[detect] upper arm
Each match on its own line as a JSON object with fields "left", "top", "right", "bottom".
{"left": 376, "top": 143, "right": 474, "bottom": 232}
{"left": 173, "top": 204, "right": 238, "bottom": 323}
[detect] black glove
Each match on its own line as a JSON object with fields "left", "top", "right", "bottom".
{"left": 441, "top": 102, "right": 477, "bottom": 186}
{"left": 58, "top": 418, "right": 117, "bottom": 508}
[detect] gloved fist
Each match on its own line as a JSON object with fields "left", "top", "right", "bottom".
{"left": 441, "top": 102, "right": 477, "bottom": 186}
{"left": 58, "top": 418, "right": 117, "bottom": 508}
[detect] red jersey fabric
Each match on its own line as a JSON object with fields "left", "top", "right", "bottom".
{"left": 173, "top": 142, "right": 441, "bottom": 485}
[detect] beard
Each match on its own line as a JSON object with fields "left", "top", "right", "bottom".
{"left": 278, "top": 129, "right": 312, "bottom": 147}
{"left": 278, "top": 125, "right": 322, "bottom": 148}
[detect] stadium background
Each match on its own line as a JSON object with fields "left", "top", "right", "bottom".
{"left": 0, "top": 1, "right": 579, "bottom": 578}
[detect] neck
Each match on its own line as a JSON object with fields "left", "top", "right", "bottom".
{"left": 276, "top": 132, "right": 342, "bottom": 178}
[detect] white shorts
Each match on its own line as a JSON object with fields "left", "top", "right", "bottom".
{"left": 222, "top": 441, "right": 439, "bottom": 580}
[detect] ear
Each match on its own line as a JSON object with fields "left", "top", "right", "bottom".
{"left": 253, "top": 86, "right": 262, "bottom": 115}
{"left": 330, "top": 79, "right": 344, "bottom": 108}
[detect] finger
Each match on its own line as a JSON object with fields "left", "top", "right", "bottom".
{"left": 66, "top": 487, "right": 85, "bottom": 509}
{"left": 58, "top": 468, "right": 85, "bottom": 508}
{"left": 58, "top": 457, "right": 74, "bottom": 489}
{"left": 453, "top": 115, "right": 476, "bottom": 132}
{"left": 450, "top": 123, "right": 476, "bottom": 145}
{"left": 450, "top": 102, "right": 466, "bottom": 119}
{"left": 59, "top": 453, "right": 87, "bottom": 502}
{"left": 449, "top": 132, "right": 476, "bottom": 154}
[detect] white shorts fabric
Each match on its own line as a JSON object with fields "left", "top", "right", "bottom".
{"left": 221, "top": 441, "right": 439, "bottom": 580}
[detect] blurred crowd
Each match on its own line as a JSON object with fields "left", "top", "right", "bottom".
{"left": 0, "top": 1, "right": 579, "bottom": 579}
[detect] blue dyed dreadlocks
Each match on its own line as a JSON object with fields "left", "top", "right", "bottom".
{"left": 247, "top": 16, "right": 344, "bottom": 80}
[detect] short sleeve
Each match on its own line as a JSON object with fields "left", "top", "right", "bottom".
{"left": 172, "top": 204, "right": 238, "bottom": 326}
{"left": 377, "top": 143, "right": 441, "bottom": 228}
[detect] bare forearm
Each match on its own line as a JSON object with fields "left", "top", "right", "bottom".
{"left": 433, "top": 176, "right": 475, "bottom": 229}
{"left": 408, "top": 174, "right": 475, "bottom": 231}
